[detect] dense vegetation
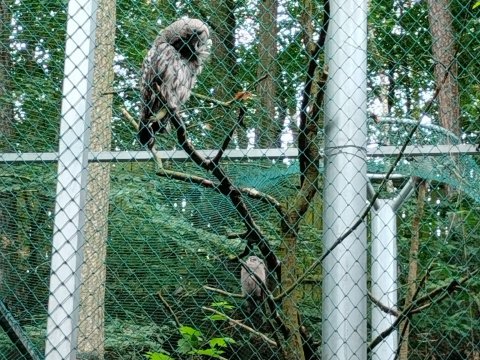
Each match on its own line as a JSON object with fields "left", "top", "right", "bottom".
{"left": 0, "top": 0, "right": 479, "bottom": 359}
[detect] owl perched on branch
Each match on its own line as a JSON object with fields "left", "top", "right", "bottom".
{"left": 241, "top": 256, "right": 267, "bottom": 314}
{"left": 138, "top": 18, "right": 211, "bottom": 147}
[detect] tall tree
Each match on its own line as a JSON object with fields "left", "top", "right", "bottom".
{"left": 256, "top": 0, "right": 280, "bottom": 148}
{"left": 399, "top": 179, "right": 427, "bottom": 360}
{"left": 427, "top": 0, "right": 460, "bottom": 135}
{"left": 0, "top": 0, "right": 12, "bottom": 149}
{"left": 0, "top": 0, "right": 14, "bottom": 305}
{"left": 200, "top": 0, "right": 239, "bottom": 148}
{"left": 77, "top": 0, "right": 116, "bottom": 358}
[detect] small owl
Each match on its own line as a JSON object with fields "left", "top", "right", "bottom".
{"left": 138, "top": 18, "right": 211, "bottom": 147}
{"left": 241, "top": 256, "right": 267, "bottom": 314}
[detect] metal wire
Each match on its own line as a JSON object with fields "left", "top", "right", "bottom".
{"left": 0, "top": 0, "right": 479, "bottom": 359}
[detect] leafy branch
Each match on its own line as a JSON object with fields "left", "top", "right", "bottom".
{"left": 274, "top": 52, "right": 458, "bottom": 302}
{"left": 368, "top": 268, "right": 479, "bottom": 353}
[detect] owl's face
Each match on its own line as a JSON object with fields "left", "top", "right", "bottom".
{"left": 247, "top": 256, "right": 264, "bottom": 268}
{"left": 163, "top": 18, "right": 211, "bottom": 63}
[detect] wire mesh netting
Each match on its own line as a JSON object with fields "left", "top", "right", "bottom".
{"left": 0, "top": 0, "right": 479, "bottom": 359}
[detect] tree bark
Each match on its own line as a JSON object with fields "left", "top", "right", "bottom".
{"left": 200, "top": 0, "right": 239, "bottom": 147}
{"left": 399, "top": 179, "right": 427, "bottom": 360}
{"left": 0, "top": 0, "right": 12, "bottom": 148}
{"left": 255, "top": 0, "right": 280, "bottom": 148}
{"left": 279, "top": 230, "right": 305, "bottom": 360}
{"left": 0, "top": 0, "right": 14, "bottom": 305}
{"left": 77, "top": 0, "right": 115, "bottom": 358}
{"left": 427, "top": 0, "right": 459, "bottom": 135}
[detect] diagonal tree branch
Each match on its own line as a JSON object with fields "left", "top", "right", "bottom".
{"left": 202, "top": 306, "right": 277, "bottom": 346}
{"left": 274, "top": 55, "right": 457, "bottom": 302}
{"left": 156, "top": 168, "right": 286, "bottom": 217}
{"left": 368, "top": 268, "right": 478, "bottom": 352}
{"left": 169, "top": 113, "right": 281, "bottom": 281}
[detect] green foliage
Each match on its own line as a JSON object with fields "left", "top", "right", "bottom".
{"left": 145, "top": 302, "right": 236, "bottom": 360}
{"left": 104, "top": 319, "right": 173, "bottom": 359}
{"left": 145, "top": 352, "right": 175, "bottom": 360}
{"left": 1, "top": 0, "right": 480, "bottom": 358}
{"left": 176, "top": 324, "right": 235, "bottom": 359}
{"left": 146, "top": 312, "right": 236, "bottom": 360}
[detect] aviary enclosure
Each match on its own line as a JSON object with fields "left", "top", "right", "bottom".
{"left": 0, "top": 0, "right": 479, "bottom": 359}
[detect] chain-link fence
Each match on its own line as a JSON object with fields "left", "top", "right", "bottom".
{"left": 0, "top": 0, "right": 479, "bottom": 359}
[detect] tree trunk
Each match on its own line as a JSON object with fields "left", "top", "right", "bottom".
{"left": 202, "top": 0, "right": 239, "bottom": 147}
{"left": 399, "top": 179, "right": 427, "bottom": 360}
{"left": 279, "top": 231, "right": 306, "bottom": 360}
{"left": 255, "top": 0, "right": 280, "bottom": 148}
{"left": 77, "top": 0, "right": 115, "bottom": 358}
{"left": 427, "top": 0, "right": 459, "bottom": 135}
{"left": 0, "top": 0, "right": 14, "bottom": 304}
{"left": 0, "top": 0, "right": 12, "bottom": 148}
{"left": 427, "top": 0, "right": 460, "bottom": 197}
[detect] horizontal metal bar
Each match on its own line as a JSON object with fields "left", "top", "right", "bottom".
{"left": 0, "top": 148, "right": 299, "bottom": 163}
{"left": 367, "top": 144, "right": 479, "bottom": 157}
{"left": 0, "top": 144, "right": 478, "bottom": 164}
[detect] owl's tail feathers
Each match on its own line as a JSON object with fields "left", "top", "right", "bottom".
{"left": 138, "top": 121, "right": 160, "bottom": 148}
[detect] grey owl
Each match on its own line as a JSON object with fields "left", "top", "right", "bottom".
{"left": 138, "top": 18, "right": 211, "bottom": 147}
{"left": 241, "top": 256, "right": 267, "bottom": 313}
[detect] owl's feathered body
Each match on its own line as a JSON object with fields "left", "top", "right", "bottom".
{"left": 138, "top": 18, "right": 211, "bottom": 147}
{"left": 241, "top": 256, "right": 267, "bottom": 302}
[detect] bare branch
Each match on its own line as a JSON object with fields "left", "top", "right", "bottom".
{"left": 203, "top": 285, "right": 244, "bottom": 298}
{"left": 169, "top": 112, "right": 280, "bottom": 281}
{"left": 275, "top": 54, "right": 458, "bottom": 302}
{"left": 368, "top": 269, "right": 478, "bottom": 352}
{"left": 156, "top": 169, "right": 285, "bottom": 218}
{"left": 157, "top": 291, "right": 181, "bottom": 328}
{"left": 202, "top": 306, "right": 277, "bottom": 346}
{"left": 368, "top": 291, "right": 400, "bottom": 318}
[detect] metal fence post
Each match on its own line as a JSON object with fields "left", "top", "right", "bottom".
{"left": 322, "top": 0, "right": 368, "bottom": 358}
{"left": 370, "top": 179, "right": 415, "bottom": 360}
{"left": 45, "top": 0, "right": 98, "bottom": 358}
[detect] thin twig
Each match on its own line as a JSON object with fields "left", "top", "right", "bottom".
{"left": 157, "top": 291, "right": 181, "bottom": 328}
{"left": 368, "top": 291, "right": 400, "bottom": 318}
{"left": 212, "top": 106, "right": 246, "bottom": 164}
{"left": 202, "top": 306, "right": 277, "bottom": 346}
{"left": 368, "top": 268, "right": 478, "bottom": 352}
{"left": 192, "top": 74, "right": 267, "bottom": 107}
{"left": 156, "top": 169, "right": 286, "bottom": 217}
{"left": 203, "top": 285, "right": 244, "bottom": 298}
{"left": 246, "top": 74, "right": 268, "bottom": 91}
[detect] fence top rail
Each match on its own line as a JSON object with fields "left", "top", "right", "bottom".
{"left": 0, "top": 144, "right": 478, "bottom": 164}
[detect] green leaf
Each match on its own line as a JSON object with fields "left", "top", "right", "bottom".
{"left": 473, "top": 1, "right": 480, "bottom": 9}
{"left": 209, "top": 337, "right": 236, "bottom": 348}
{"left": 177, "top": 338, "right": 193, "bottom": 354}
{"left": 179, "top": 326, "right": 203, "bottom": 338}
{"left": 210, "top": 301, "right": 234, "bottom": 310}
{"left": 209, "top": 337, "right": 227, "bottom": 348}
{"left": 206, "top": 314, "right": 228, "bottom": 321}
{"left": 145, "top": 352, "right": 174, "bottom": 360}
{"left": 190, "top": 348, "right": 224, "bottom": 358}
